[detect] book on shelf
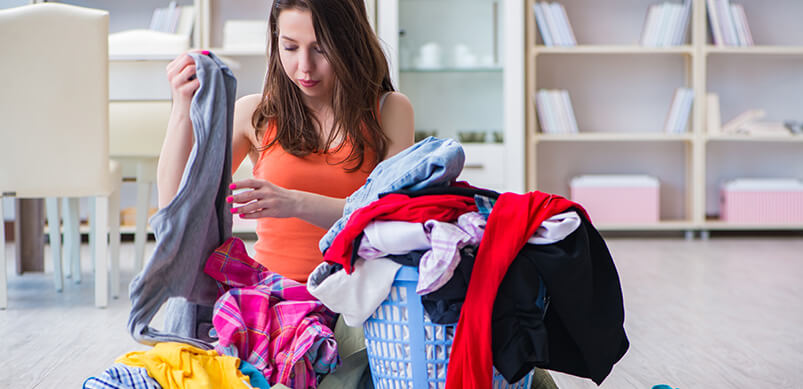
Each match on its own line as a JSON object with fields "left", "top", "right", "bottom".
{"left": 532, "top": 3, "right": 553, "bottom": 46}
{"left": 533, "top": 2, "right": 576, "bottom": 47}
{"left": 536, "top": 90, "right": 559, "bottom": 134}
{"left": 720, "top": 109, "right": 794, "bottom": 136}
{"left": 675, "top": 0, "right": 692, "bottom": 46}
{"left": 663, "top": 87, "right": 693, "bottom": 134}
{"left": 552, "top": 3, "right": 577, "bottom": 46}
{"left": 149, "top": 1, "right": 195, "bottom": 36}
{"left": 707, "top": 0, "right": 753, "bottom": 46}
{"left": 706, "top": 0, "right": 724, "bottom": 45}
{"left": 640, "top": 0, "right": 691, "bottom": 47}
{"left": 536, "top": 89, "right": 579, "bottom": 134}
{"left": 717, "top": 0, "right": 739, "bottom": 46}
{"left": 730, "top": 4, "right": 754, "bottom": 46}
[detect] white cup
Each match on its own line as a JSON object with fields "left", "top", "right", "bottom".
{"left": 453, "top": 44, "right": 477, "bottom": 68}
{"left": 417, "top": 42, "right": 442, "bottom": 69}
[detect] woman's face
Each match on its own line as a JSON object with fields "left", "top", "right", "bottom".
{"left": 277, "top": 8, "right": 335, "bottom": 103}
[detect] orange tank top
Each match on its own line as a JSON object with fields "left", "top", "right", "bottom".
{"left": 252, "top": 115, "right": 380, "bottom": 282}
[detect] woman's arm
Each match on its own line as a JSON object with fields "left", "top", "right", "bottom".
{"left": 157, "top": 53, "right": 201, "bottom": 208}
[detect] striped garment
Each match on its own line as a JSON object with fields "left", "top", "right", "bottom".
{"left": 83, "top": 364, "right": 161, "bottom": 389}
{"left": 204, "top": 238, "right": 339, "bottom": 389}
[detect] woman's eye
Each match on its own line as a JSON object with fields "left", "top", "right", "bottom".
{"left": 283, "top": 46, "right": 298, "bottom": 51}
{"left": 314, "top": 47, "right": 325, "bottom": 54}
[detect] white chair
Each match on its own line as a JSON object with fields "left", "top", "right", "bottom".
{"left": 108, "top": 101, "right": 171, "bottom": 271}
{"left": 0, "top": 3, "right": 121, "bottom": 309}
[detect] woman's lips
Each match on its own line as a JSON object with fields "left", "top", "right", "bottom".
{"left": 299, "top": 79, "right": 319, "bottom": 88}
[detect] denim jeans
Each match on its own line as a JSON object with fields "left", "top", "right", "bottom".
{"left": 319, "top": 137, "right": 465, "bottom": 254}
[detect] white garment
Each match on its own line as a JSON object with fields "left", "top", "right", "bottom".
{"left": 306, "top": 257, "right": 401, "bottom": 327}
{"left": 363, "top": 220, "right": 430, "bottom": 255}
{"left": 527, "top": 211, "right": 582, "bottom": 244}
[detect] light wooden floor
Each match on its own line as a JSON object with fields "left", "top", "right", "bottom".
{"left": 1, "top": 237, "right": 802, "bottom": 388}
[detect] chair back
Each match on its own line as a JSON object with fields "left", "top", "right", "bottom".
{"left": 0, "top": 3, "right": 111, "bottom": 198}
{"left": 109, "top": 101, "right": 171, "bottom": 158}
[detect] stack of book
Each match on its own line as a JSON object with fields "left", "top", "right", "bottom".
{"left": 640, "top": 0, "right": 692, "bottom": 47}
{"left": 532, "top": 2, "right": 577, "bottom": 47}
{"left": 663, "top": 87, "right": 694, "bottom": 134}
{"left": 536, "top": 89, "right": 579, "bottom": 134}
{"left": 150, "top": 1, "right": 195, "bottom": 36}
{"left": 707, "top": 0, "right": 753, "bottom": 46}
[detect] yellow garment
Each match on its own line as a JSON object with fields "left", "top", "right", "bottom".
{"left": 116, "top": 342, "right": 252, "bottom": 389}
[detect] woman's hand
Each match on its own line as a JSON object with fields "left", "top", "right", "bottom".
{"left": 166, "top": 50, "right": 208, "bottom": 105}
{"left": 228, "top": 179, "right": 300, "bottom": 219}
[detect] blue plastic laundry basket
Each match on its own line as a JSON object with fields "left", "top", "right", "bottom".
{"left": 363, "top": 266, "right": 534, "bottom": 389}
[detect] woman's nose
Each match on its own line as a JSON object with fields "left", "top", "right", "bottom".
{"left": 298, "top": 50, "right": 314, "bottom": 73}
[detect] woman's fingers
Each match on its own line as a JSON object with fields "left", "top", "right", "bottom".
{"left": 232, "top": 200, "right": 267, "bottom": 216}
{"left": 175, "top": 65, "right": 199, "bottom": 95}
{"left": 228, "top": 188, "right": 259, "bottom": 205}
{"left": 228, "top": 179, "right": 295, "bottom": 219}
{"left": 166, "top": 53, "right": 194, "bottom": 78}
{"left": 236, "top": 209, "right": 272, "bottom": 219}
{"left": 231, "top": 178, "right": 267, "bottom": 190}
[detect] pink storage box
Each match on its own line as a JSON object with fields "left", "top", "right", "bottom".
{"left": 720, "top": 178, "right": 803, "bottom": 224}
{"left": 570, "top": 175, "right": 660, "bottom": 224}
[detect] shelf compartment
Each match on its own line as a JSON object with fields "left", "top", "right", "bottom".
{"left": 706, "top": 134, "right": 803, "bottom": 143}
{"left": 535, "top": 133, "right": 693, "bottom": 142}
{"left": 703, "top": 221, "right": 803, "bottom": 231}
{"left": 706, "top": 46, "right": 803, "bottom": 56}
{"left": 534, "top": 45, "right": 694, "bottom": 56}
{"left": 208, "top": 47, "right": 264, "bottom": 57}
{"left": 400, "top": 66, "right": 503, "bottom": 73}
{"left": 595, "top": 220, "right": 695, "bottom": 231}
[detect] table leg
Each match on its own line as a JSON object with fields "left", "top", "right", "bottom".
{"left": 14, "top": 199, "right": 45, "bottom": 274}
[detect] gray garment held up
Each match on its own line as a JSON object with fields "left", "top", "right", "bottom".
{"left": 127, "top": 52, "right": 236, "bottom": 349}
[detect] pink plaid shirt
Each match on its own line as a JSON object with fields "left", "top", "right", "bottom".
{"left": 204, "top": 238, "right": 339, "bottom": 388}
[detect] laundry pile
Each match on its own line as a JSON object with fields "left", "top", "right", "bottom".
{"left": 309, "top": 136, "right": 630, "bottom": 388}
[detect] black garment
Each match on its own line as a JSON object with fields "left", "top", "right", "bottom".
{"left": 386, "top": 250, "right": 427, "bottom": 267}
{"left": 420, "top": 246, "right": 477, "bottom": 324}
{"left": 383, "top": 182, "right": 500, "bottom": 200}
{"left": 492, "top": 243, "right": 550, "bottom": 382}
{"left": 492, "top": 213, "right": 629, "bottom": 385}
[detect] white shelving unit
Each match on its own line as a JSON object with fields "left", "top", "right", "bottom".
{"left": 526, "top": 0, "right": 803, "bottom": 233}
{"left": 378, "top": 0, "right": 525, "bottom": 193}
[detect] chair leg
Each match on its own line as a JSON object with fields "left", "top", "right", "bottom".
{"left": 63, "top": 198, "right": 81, "bottom": 284}
{"left": 61, "top": 198, "right": 72, "bottom": 279}
{"left": 89, "top": 197, "right": 96, "bottom": 272}
{"left": 109, "top": 187, "right": 121, "bottom": 299}
{"left": 1, "top": 197, "right": 7, "bottom": 309}
{"left": 45, "top": 198, "right": 63, "bottom": 292}
{"left": 94, "top": 196, "right": 109, "bottom": 308}
{"left": 134, "top": 160, "right": 156, "bottom": 272}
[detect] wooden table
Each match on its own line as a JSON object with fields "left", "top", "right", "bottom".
{"left": 14, "top": 198, "right": 45, "bottom": 274}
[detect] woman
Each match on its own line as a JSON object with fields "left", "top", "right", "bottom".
{"left": 158, "top": 0, "right": 415, "bottom": 283}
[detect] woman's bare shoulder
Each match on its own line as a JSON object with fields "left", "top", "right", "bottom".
{"left": 379, "top": 91, "right": 415, "bottom": 158}
{"left": 233, "top": 94, "right": 264, "bottom": 146}
{"left": 235, "top": 94, "right": 263, "bottom": 123}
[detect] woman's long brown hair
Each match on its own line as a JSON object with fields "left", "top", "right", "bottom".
{"left": 252, "top": 0, "right": 394, "bottom": 171}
